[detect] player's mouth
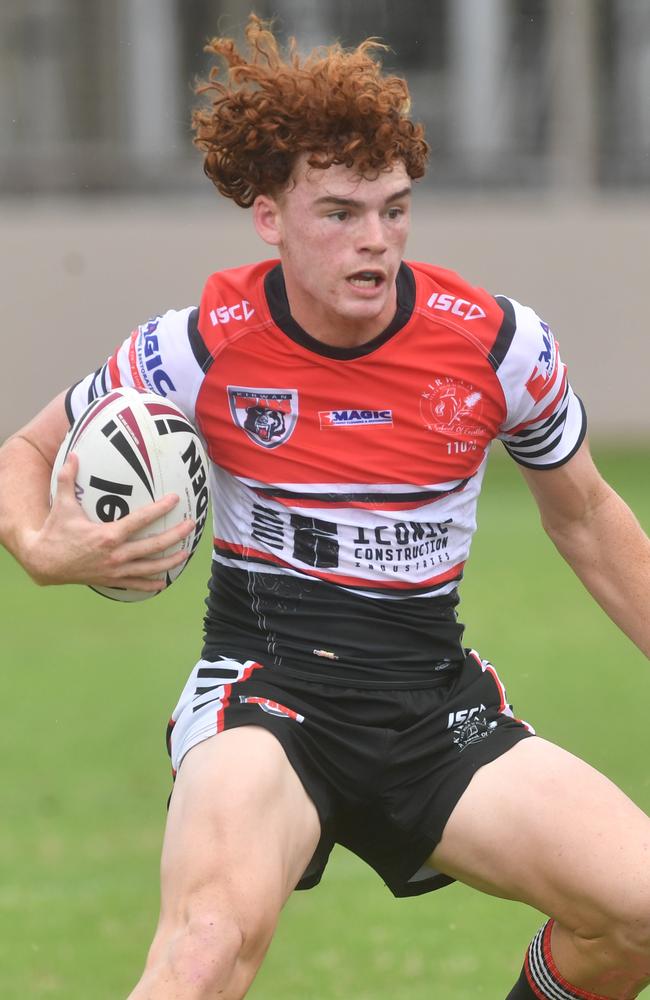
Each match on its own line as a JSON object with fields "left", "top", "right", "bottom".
{"left": 346, "top": 270, "right": 386, "bottom": 291}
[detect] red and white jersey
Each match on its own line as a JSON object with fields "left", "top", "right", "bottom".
{"left": 66, "top": 260, "right": 586, "bottom": 686}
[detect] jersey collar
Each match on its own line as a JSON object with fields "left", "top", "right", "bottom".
{"left": 263, "top": 262, "right": 416, "bottom": 360}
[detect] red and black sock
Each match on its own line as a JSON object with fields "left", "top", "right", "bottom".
{"left": 506, "top": 920, "right": 621, "bottom": 999}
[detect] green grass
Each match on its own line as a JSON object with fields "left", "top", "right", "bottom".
{"left": 1, "top": 444, "right": 648, "bottom": 999}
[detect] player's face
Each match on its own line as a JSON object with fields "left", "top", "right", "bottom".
{"left": 254, "top": 156, "right": 412, "bottom": 347}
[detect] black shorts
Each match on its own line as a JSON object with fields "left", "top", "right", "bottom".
{"left": 167, "top": 648, "right": 534, "bottom": 897}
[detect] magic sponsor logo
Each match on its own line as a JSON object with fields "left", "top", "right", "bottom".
{"left": 319, "top": 408, "right": 393, "bottom": 429}
{"left": 133, "top": 317, "right": 176, "bottom": 396}
{"left": 526, "top": 321, "right": 559, "bottom": 402}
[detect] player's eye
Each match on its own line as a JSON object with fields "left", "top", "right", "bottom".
{"left": 386, "top": 206, "right": 405, "bottom": 220}
{"left": 328, "top": 210, "right": 350, "bottom": 222}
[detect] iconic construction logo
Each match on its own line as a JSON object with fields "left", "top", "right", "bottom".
{"left": 420, "top": 377, "right": 484, "bottom": 435}
{"left": 228, "top": 386, "right": 299, "bottom": 449}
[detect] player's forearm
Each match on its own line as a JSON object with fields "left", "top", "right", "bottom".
{"left": 0, "top": 434, "right": 54, "bottom": 575}
{"left": 545, "top": 489, "right": 650, "bottom": 659}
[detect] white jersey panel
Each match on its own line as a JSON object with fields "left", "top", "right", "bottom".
{"left": 67, "top": 307, "right": 203, "bottom": 426}
{"left": 495, "top": 296, "right": 586, "bottom": 468}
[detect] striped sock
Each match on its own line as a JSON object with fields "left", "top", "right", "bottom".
{"left": 506, "top": 920, "right": 625, "bottom": 1000}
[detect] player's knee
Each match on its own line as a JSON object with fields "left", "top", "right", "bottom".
{"left": 164, "top": 904, "right": 275, "bottom": 993}
{"left": 173, "top": 910, "right": 244, "bottom": 980}
{"left": 570, "top": 892, "right": 650, "bottom": 976}
{"left": 610, "top": 901, "right": 650, "bottom": 972}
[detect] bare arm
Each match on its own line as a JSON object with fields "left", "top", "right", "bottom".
{"left": 0, "top": 392, "right": 193, "bottom": 590}
{"left": 520, "top": 441, "right": 650, "bottom": 658}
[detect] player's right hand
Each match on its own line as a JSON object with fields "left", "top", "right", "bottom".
{"left": 23, "top": 453, "right": 195, "bottom": 591}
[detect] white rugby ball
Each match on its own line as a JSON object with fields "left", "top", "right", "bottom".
{"left": 50, "top": 387, "right": 209, "bottom": 601}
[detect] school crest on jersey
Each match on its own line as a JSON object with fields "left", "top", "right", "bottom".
{"left": 227, "top": 386, "right": 299, "bottom": 449}
{"left": 420, "top": 377, "right": 484, "bottom": 435}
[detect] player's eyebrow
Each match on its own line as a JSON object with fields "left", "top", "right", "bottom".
{"left": 314, "top": 186, "right": 412, "bottom": 209}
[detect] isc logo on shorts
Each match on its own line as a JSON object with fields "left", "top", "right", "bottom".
{"left": 447, "top": 704, "right": 487, "bottom": 729}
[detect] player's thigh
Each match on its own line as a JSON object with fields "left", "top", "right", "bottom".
{"left": 159, "top": 726, "right": 322, "bottom": 926}
{"left": 430, "top": 736, "right": 650, "bottom": 930}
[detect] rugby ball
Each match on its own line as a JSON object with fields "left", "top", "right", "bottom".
{"left": 50, "top": 387, "right": 209, "bottom": 601}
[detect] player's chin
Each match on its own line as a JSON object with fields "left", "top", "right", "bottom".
{"left": 340, "top": 286, "right": 391, "bottom": 317}
{"left": 341, "top": 299, "right": 386, "bottom": 322}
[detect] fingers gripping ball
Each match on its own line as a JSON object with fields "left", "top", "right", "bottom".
{"left": 50, "top": 388, "right": 209, "bottom": 601}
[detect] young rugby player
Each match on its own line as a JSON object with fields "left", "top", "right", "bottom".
{"left": 1, "top": 16, "right": 650, "bottom": 999}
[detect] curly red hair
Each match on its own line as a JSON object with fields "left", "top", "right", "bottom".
{"left": 192, "top": 15, "right": 429, "bottom": 207}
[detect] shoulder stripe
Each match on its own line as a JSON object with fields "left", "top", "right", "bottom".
{"left": 188, "top": 307, "right": 214, "bottom": 373}
{"left": 489, "top": 296, "right": 517, "bottom": 371}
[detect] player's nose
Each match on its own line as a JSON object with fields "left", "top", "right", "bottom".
{"left": 357, "top": 213, "right": 388, "bottom": 254}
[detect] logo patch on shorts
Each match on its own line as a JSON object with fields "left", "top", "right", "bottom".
{"left": 238, "top": 696, "right": 304, "bottom": 723}
{"left": 452, "top": 714, "right": 497, "bottom": 751}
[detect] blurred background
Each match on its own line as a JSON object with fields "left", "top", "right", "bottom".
{"left": 3, "top": 0, "right": 650, "bottom": 193}
{"left": 1, "top": 0, "right": 649, "bottom": 437}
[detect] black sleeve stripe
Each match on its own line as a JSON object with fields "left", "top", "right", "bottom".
{"left": 88, "top": 367, "right": 103, "bottom": 403}
{"left": 508, "top": 384, "right": 569, "bottom": 440}
{"left": 506, "top": 397, "right": 587, "bottom": 470}
{"left": 64, "top": 384, "right": 77, "bottom": 426}
{"left": 188, "top": 307, "right": 214, "bottom": 374}
{"left": 505, "top": 429, "right": 566, "bottom": 461}
{"left": 488, "top": 296, "right": 517, "bottom": 371}
{"left": 504, "top": 395, "right": 570, "bottom": 452}
{"left": 100, "top": 363, "right": 108, "bottom": 394}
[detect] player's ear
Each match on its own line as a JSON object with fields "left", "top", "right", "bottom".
{"left": 253, "top": 194, "right": 283, "bottom": 247}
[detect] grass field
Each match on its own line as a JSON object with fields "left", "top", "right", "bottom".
{"left": 1, "top": 443, "right": 649, "bottom": 999}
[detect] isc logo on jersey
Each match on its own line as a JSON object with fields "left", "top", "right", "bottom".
{"left": 319, "top": 409, "right": 393, "bottom": 429}
{"left": 426, "top": 292, "right": 486, "bottom": 321}
{"left": 209, "top": 300, "right": 255, "bottom": 325}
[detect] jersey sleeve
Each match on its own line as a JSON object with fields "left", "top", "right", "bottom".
{"left": 494, "top": 296, "right": 587, "bottom": 469}
{"left": 65, "top": 306, "right": 206, "bottom": 426}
